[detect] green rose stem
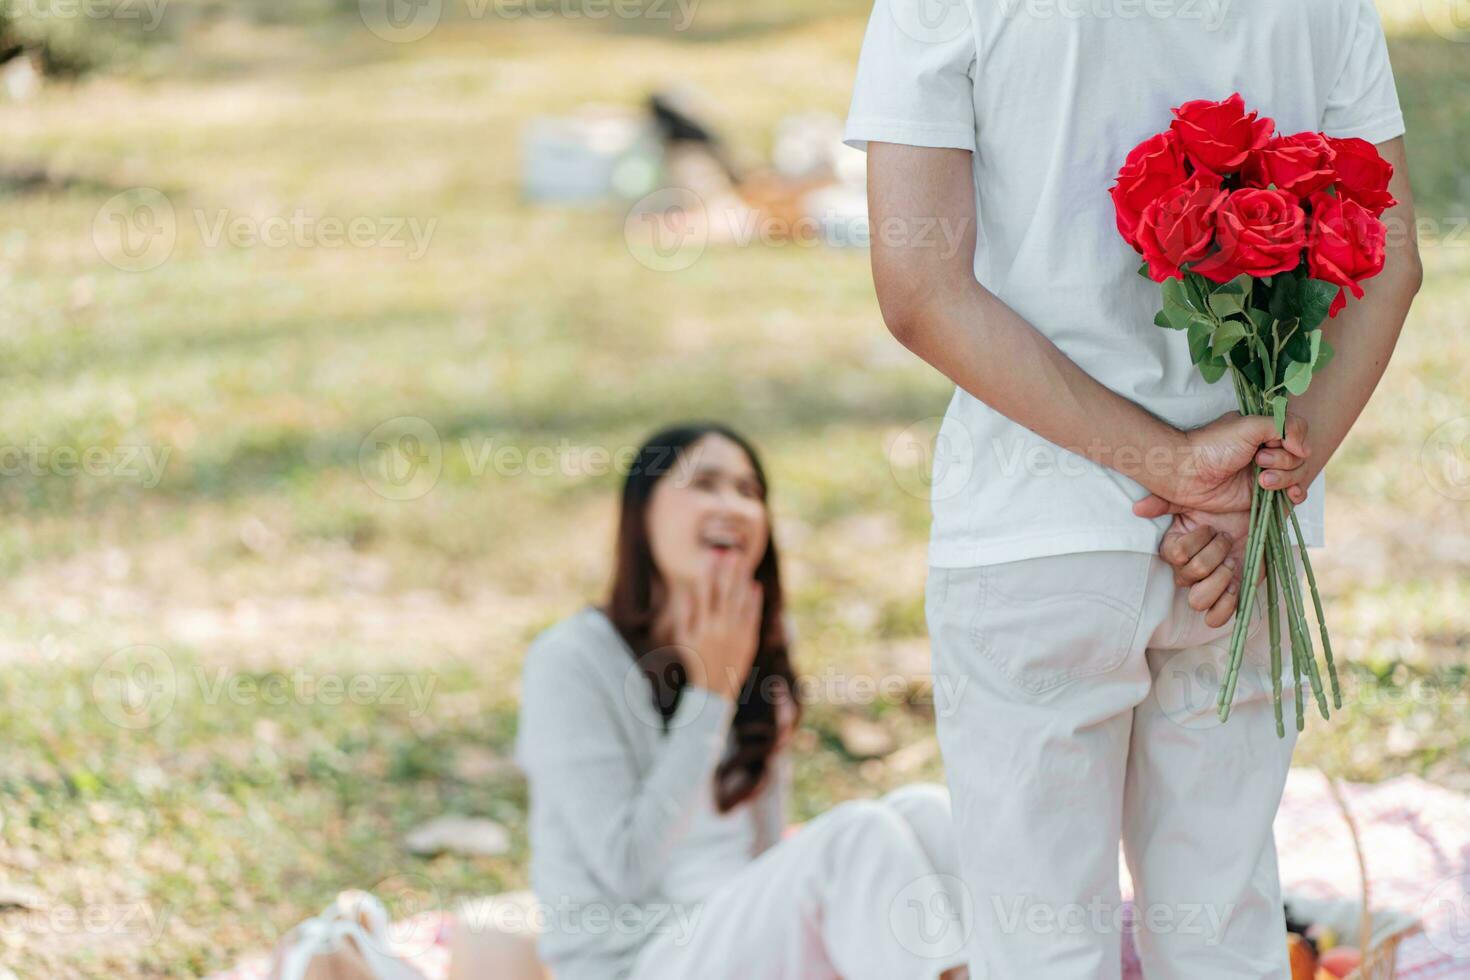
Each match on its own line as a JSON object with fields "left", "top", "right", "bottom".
{"left": 1292, "top": 614, "right": 1306, "bottom": 731}
{"left": 1284, "top": 498, "right": 1342, "bottom": 709}
{"left": 1269, "top": 504, "right": 1330, "bottom": 720}
{"left": 1218, "top": 478, "right": 1272, "bottom": 719}
{"left": 1266, "top": 558, "right": 1284, "bottom": 737}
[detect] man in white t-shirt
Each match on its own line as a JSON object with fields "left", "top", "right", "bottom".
{"left": 845, "top": 0, "right": 1422, "bottom": 975}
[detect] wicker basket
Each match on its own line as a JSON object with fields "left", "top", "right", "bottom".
{"left": 1325, "top": 778, "right": 1421, "bottom": 980}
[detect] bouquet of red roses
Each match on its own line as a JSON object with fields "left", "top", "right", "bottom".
{"left": 1110, "top": 93, "right": 1396, "bottom": 733}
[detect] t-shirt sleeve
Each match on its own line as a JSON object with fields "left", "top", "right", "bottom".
{"left": 1320, "top": 0, "right": 1406, "bottom": 144}
{"left": 842, "top": 0, "right": 977, "bottom": 154}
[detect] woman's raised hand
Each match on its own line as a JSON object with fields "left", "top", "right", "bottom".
{"left": 671, "top": 552, "right": 763, "bottom": 701}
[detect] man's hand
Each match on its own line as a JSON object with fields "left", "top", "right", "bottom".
{"left": 1135, "top": 411, "right": 1311, "bottom": 517}
{"left": 1157, "top": 510, "right": 1265, "bottom": 627}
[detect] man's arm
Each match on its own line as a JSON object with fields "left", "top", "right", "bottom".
{"left": 1251, "top": 136, "right": 1423, "bottom": 489}
{"left": 866, "top": 142, "right": 1306, "bottom": 510}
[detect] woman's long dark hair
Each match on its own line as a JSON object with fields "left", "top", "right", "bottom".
{"left": 604, "top": 422, "right": 800, "bottom": 813}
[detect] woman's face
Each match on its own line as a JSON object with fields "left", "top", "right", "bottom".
{"left": 645, "top": 434, "right": 769, "bottom": 588}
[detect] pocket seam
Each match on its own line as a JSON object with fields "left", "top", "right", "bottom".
{"left": 967, "top": 556, "right": 1149, "bottom": 695}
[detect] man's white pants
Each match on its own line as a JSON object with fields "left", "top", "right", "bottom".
{"left": 630, "top": 784, "right": 969, "bottom": 980}
{"left": 926, "top": 550, "right": 1301, "bottom": 980}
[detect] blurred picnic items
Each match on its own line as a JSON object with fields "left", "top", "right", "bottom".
{"left": 522, "top": 87, "right": 869, "bottom": 248}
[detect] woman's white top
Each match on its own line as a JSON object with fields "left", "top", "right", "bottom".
{"left": 514, "top": 606, "right": 790, "bottom": 980}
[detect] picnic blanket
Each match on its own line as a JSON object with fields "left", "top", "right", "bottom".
{"left": 214, "top": 768, "right": 1470, "bottom": 979}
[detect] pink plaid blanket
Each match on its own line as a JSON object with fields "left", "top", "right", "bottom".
{"left": 215, "top": 768, "right": 1470, "bottom": 979}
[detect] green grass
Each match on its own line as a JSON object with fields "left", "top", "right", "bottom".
{"left": 0, "top": 2, "right": 1466, "bottom": 975}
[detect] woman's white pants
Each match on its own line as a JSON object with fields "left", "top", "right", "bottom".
{"left": 629, "top": 783, "right": 968, "bottom": 980}
{"left": 926, "top": 550, "right": 1302, "bottom": 980}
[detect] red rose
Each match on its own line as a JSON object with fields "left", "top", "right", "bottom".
{"left": 1110, "top": 130, "right": 1191, "bottom": 250}
{"left": 1191, "top": 187, "right": 1307, "bottom": 283}
{"left": 1307, "top": 191, "right": 1387, "bottom": 317}
{"left": 1243, "top": 132, "right": 1337, "bottom": 197}
{"left": 1136, "top": 171, "right": 1227, "bottom": 281}
{"left": 1326, "top": 136, "right": 1397, "bottom": 216}
{"left": 1169, "top": 93, "right": 1274, "bottom": 175}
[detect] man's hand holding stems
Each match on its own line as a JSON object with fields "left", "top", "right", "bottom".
{"left": 865, "top": 138, "right": 1421, "bottom": 620}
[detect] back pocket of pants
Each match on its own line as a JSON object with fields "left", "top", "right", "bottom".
{"left": 968, "top": 552, "right": 1151, "bottom": 695}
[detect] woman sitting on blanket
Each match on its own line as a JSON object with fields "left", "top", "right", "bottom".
{"left": 513, "top": 421, "right": 971, "bottom": 980}
{"left": 511, "top": 418, "right": 1267, "bottom": 980}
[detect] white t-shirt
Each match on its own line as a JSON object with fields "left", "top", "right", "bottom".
{"left": 844, "top": 0, "right": 1405, "bottom": 568}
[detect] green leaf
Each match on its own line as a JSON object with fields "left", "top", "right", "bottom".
{"left": 1162, "top": 276, "right": 1193, "bottom": 313}
{"left": 1161, "top": 305, "right": 1195, "bottom": 331}
{"left": 1216, "top": 273, "right": 1253, "bottom": 297}
{"left": 1316, "top": 338, "right": 1335, "bottom": 372}
{"left": 1246, "top": 307, "right": 1273, "bottom": 333}
{"left": 1269, "top": 273, "right": 1299, "bottom": 320}
{"left": 1153, "top": 309, "right": 1176, "bottom": 330}
{"left": 1212, "top": 318, "right": 1248, "bottom": 356}
{"left": 1309, "top": 329, "right": 1322, "bottom": 366}
{"left": 1252, "top": 335, "right": 1273, "bottom": 370}
{"left": 1283, "top": 320, "right": 1312, "bottom": 362}
{"left": 1138, "top": 261, "right": 1152, "bottom": 279}
{"left": 1209, "top": 290, "right": 1245, "bottom": 318}
{"left": 1283, "top": 359, "right": 1314, "bottom": 395}
{"left": 1297, "top": 278, "right": 1340, "bottom": 330}
{"left": 1199, "top": 356, "right": 1229, "bottom": 383}
{"left": 1271, "top": 395, "right": 1287, "bottom": 437}
{"left": 1187, "top": 319, "right": 1213, "bottom": 363}
{"left": 1184, "top": 274, "right": 1211, "bottom": 312}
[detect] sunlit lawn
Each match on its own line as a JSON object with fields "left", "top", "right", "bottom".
{"left": 0, "top": 2, "right": 1466, "bottom": 975}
